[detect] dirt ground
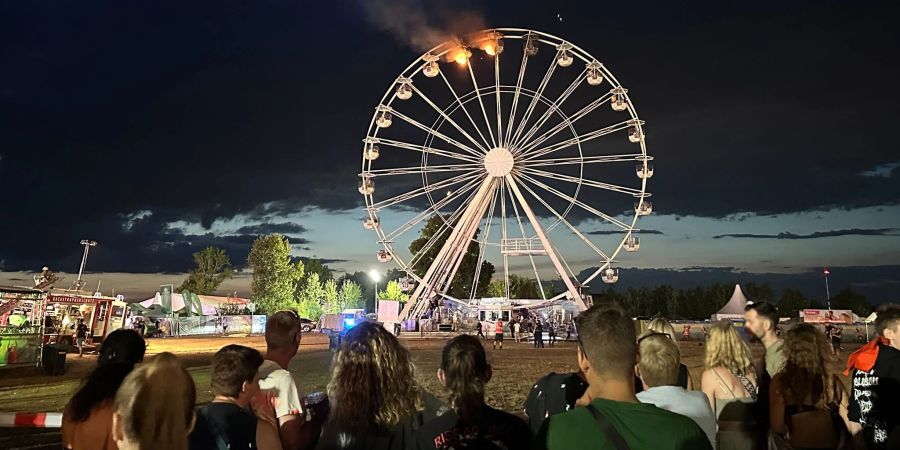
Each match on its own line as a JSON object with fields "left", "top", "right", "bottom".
{"left": 0, "top": 333, "right": 860, "bottom": 449}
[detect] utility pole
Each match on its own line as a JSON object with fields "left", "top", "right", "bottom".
{"left": 823, "top": 267, "right": 832, "bottom": 310}
{"left": 73, "top": 240, "right": 97, "bottom": 291}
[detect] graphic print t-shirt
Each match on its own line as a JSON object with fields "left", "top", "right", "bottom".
{"left": 849, "top": 343, "right": 900, "bottom": 450}
{"left": 416, "top": 405, "right": 532, "bottom": 450}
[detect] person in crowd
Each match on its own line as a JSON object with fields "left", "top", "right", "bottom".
{"left": 636, "top": 333, "right": 717, "bottom": 448}
{"left": 524, "top": 370, "right": 589, "bottom": 434}
{"left": 744, "top": 302, "right": 784, "bottom": 378}
{"left": 769, "top": 323, "right": 852, "bottom": 450}
{"left": 416, "top": 335, "right": 532, "bottom": 449}
{"left": 831, "top": 325, "right": 843, "bottom": 356}
{"left": 316, "top": 321, "right": 445, "bottom": 450}
{"left": 682, "top": 324, "right": 692, "bottom": 341}
{"left": 62, "top": 329, "right": 146, "bottom": 450}
{"left": 645, "top": 318, "right": 695, "bottom": 389}
{"left": 492, "top": 319, "right": 504, "bottom": 350}
{"left": 846, "top": 303, "right": 900, "bottom": 450}
{"left": 190, "top": 345, "right": 264, "bottom": 450}
{"left": 534, "top": 304, "right": 710, "bottom": 450}
{"left": 76, "top": 318, "right": 89, "bottom": 357}
{"left": 855, "top": 327, "right": 864, "bottom": 343}
{"left": 251, "top": 311, "right": 319, "bottom": 450}
{"left": 565, "top": 322, "right": 572, "bottom": 341}
{"left": 548, "top": 322, "right": 557, "bottom": 346}
{"left": 534, "top": 321, "right": 544, "bottom": 349}
{"left": 702, "top": 325, "right": 710, "bottom": 340}
{"left": 112, "top": 352, "right": 197, "bottom": 450}
{"left": 476, "top": 321, "right": 485, "bottom": 340}
{"left": 701, "top": 321, "right": 765, "bottom": 450}
{"left": 513, "top": 320, "right": 521, "bottom": 343}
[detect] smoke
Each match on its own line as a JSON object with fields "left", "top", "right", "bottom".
{"left": 361, "top": 0, "right": 488, "bottom": 53}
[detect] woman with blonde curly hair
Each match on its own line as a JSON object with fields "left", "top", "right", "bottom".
{"left": 701, "top": 321, "right": 765, "bottom": 450}
{"left": 316, "top": 321, "right": 444, "bottom": 450}
{"left": 769, "top": 323, "right": 851, "bottom": 449}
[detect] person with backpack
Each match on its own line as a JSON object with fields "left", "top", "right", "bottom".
{"left": 417, "top": 335, "right": 531, "bottom": 449}
{"left": 534, "top": 304, "right": 710, "bottom": 450}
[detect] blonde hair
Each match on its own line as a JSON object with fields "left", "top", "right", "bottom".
{"left": 114, "top": 353, "right": 196, "bottom": 450}
{"left": 327, "top": 322, "right": 423, "bottom": 429}
{"left": 638, "top": 334, "right": 680, "bottom": 387}
{"left": 647, "top": 318, "right": 677, "bottom": 340}
{"left": 705, "top": 321, "right": 754, "bottom": 376}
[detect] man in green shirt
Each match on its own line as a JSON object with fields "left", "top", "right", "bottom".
{"left": 743, "top": 301, "right": 784, "bottom": 377}
{"left": 534, "top": 304, "right": 711, "bottom": 450}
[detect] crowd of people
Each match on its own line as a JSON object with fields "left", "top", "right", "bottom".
{"left": 57, "top": 302, "right": 899, "bottom": 450}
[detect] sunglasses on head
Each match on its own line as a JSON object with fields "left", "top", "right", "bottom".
{"left": 638, "top": 332, "right": 672, "bottom": 344}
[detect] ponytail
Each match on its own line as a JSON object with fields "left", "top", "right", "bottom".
{"left": 441, "top": 335, "right": 489, "bottom": 420}
{"left": 114, "top": 352, "right": 196, "bottom": 450}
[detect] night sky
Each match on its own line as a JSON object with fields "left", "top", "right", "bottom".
{"left": 1, "top": 0, "right": 898, "bottom": 302}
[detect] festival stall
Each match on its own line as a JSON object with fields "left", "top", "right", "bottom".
{"left": 711, "top": 284, "right": 750, "bottom": 321}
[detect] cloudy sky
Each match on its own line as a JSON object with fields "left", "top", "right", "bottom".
{"left": 1, "top": 0, "right": 898, "bottom": 302}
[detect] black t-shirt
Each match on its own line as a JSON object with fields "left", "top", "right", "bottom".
{"left": 315, "top": 392, "right": 448, "bottom": 450}
{"left": 189, "top": 402, "right": 257, "bottom": 450}
{"left": 523, "top": 372, "right": 588, "bottom": 434}
{"left": 849, "top": 343, "right": 900, "bottom": 450}
{"left": 417, "top": 404, "right": 531, "bottom": 450}
{"left": 75, "top": 323, "right": 88, "bottom": 338}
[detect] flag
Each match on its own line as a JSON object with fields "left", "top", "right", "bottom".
{"left": 823, "top": 267, "right": 830, "bottom": 277}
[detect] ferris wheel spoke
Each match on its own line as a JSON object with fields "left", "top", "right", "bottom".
{"left": 376, "top": 138, "right": 481, "bottom": 164}
{"left": 371, "top": 171, "right": 480, "bottom": 210}
{"left": 506, "top": 180, "right": 547, "bottom": 300}
{"left": 524, "top": 120, "right": 633, "bottom": 162}
{"left": 408, "top": 84, "right": 489, "bottom": 155}
{"left": 407, "top": 182, "right": 483, "bottom": 269}
{"left": 439, "top": 71, "right": 493, "bottom": 152}
{"left": 470, "top": 182, "right": 500, "bottom": 299}
{"left": 466, "top": 62, "right": 497, "bottom": 148}
{"left": 499, "top": 178, "right": 510, "bottom": 299}
{"left": 522, "top": 167, "right": 644, "bottom": 197}
{"left": 511, "top": 68, "right": 587, "bottom": 152}
{"left": 517, "top": 178, "right": 611, "bottom": 261}
{"left": 518, "top": 92, "right": 613, "bottom": 156}
{"left": 518, "top": 173, "right": 631, "bottom": 230}
{"left": 391, "top": 109, "right": 484, "bottom": 158}
{"left": 509, "top": 57, "right": 559, "bottom": 150}
{"left": 526, "top": 153, "right": 646, "bottom": 168}
{"left": 494, "top": 52, "right": 503, "bottom": 147}
{"left": 363, "top": 162, "right": 481, "bottom": 177}
{"left": 504, "top": 50, "right": 530, "bottom": 147}
{"left": 382, "top": 177, "right": 482, "bottom": 242}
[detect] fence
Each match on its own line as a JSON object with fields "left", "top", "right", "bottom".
{"left": 0, "top": 327, "right": 42, "bottom": 368}
{"left": 170, "top": 315, "right": 266, "bottom": 336}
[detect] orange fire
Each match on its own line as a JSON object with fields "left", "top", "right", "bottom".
{"left": 447, "top": 47, "right": 471, "bottom": 65}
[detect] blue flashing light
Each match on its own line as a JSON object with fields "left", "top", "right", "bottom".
{"left": 343, "top": 317, "right": 357, "bottom": 330}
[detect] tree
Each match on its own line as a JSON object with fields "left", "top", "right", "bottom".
{"left": 408, "top": 215, "right": 494, "bottom": 299}
{"left": 487, "top": 280, "right": 505, "bottom": 298}
{"left": 297, "top": 272, "right": 326, "bottom": 320}
{"left": 338, "top": 271, "right": 377, "bottom": 312}
{"left": 778, "top": 288, "right": 810, "bottom": 319}
{"left": 338, "top": 279, "right": 363, "bottom": 311}
{"left": 322, "top": 279, "right": 340, "bottom": 313}
{"left": 297, "top": 258, "right": 334, "bottom": 286}
{"left": 507, "top": 274, "right": 541, "bottom": 299}
{"left": 177, "top": 246, "right": 234, "bottom": 295}
{"left": 378, "top": 280, "right": 409, "bottom": 301}
{"left": 247, "top": 234, "right": 305, "bottom": 314}
{"left": 831, "top": 287, "right": 870, "bottom": 317}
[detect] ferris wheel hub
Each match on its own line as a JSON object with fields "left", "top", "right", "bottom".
{"left": 483, "top": 147, "right": 514, "bottom": 178}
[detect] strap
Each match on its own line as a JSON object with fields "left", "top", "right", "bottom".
{"left": 713, "top": 369, "right": 739, "bottom": 399}
{"left": 736, "top": 374, "right": 758, "bottom": 401}
{"left": 585, "top": 404, "right": 630, "bottom": 450}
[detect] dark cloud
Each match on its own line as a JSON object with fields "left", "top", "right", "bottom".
{"left": 1, "top": 0, "right": 898, "bottom": 272}
{"left": 588, "top": 229, "right": 665, "bottom": 235}
{"left": 713, "top": 228, "right": 898, "bottom": 240}
{"left": 234, "top": 223, "right": 307, "bottom": 235}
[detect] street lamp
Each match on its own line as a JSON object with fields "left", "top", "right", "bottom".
{"left": 369, "top": 270, "right": 381, "bottom": 317}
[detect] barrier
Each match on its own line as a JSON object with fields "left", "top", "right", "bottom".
{"left": 0, "top": 412, "right": 63, "bottom": 428}
{"left": 0, "top": 329, "right": 42, "bottom": 368}
{"left": 174, "top": 315, "right": 266, "bottom": 336}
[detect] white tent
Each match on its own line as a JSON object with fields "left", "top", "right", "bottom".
{"left": 139, "top": 292, "right": 217, "bottom": 316}
{"left": 712, "top": 284, "right": 749, "bottom": 321}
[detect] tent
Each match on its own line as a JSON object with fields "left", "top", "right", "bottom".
{"left": 712, "top": 284, "right": 749, "bottom": 321}
{"left": 138, "top": 293, "right": 248, "bottom": 316}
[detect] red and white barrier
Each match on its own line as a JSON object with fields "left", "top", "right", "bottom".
{"left": 0, "top": 412, "right": 63, "bottom": 428}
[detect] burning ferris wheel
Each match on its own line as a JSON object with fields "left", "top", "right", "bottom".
{"left": 358, "top": 28, "right": 654, "bottom": 320}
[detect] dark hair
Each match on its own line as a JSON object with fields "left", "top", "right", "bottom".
{"left": 780, "top": 323, "right": 838, "bottom": 408}
{"left": 875, "top": 303, "right": 900, "bottom": 336}
{"left": 265, "top": 311, "right": 302, "bottom": 351}
{"left": 745, "top": 302, "right": 779, "bottom": 330}
{"left": 211, "top": 345, "right": 264, "bottom": 397}
{"left": 441, "top": 335, "right": 489, "bottom": 420}
{"left": 575, "top": 304, "right": 636, "bottom": 377}
{"left": 66, "top": 329, "right": 146, "bottom": 423}
{"left": 98, "top": 329, "right": 146, "bottom": 366}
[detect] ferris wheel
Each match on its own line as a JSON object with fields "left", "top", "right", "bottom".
{"left": 359, "top": 28, "right": 654, "bottom": 320}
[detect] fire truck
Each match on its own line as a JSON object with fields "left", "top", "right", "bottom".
{"left": 42, "top": 291, "right": 128, "bottom": 346}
